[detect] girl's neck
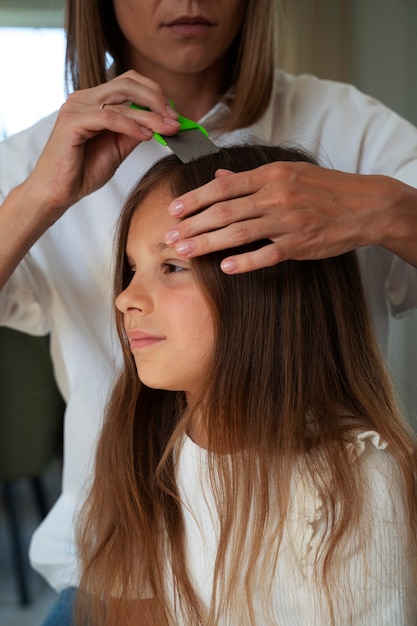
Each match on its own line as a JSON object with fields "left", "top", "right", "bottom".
{"left": 184, "top": 399, "right": 209, "bottom": 449}
{"left": 185, "top": 397, "right": 234, "bottom": 454}
{"left": 186, "top": 419, "right": 209, "bottom": 450}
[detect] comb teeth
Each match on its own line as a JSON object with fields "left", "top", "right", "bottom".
{"left": 162, "top": 129, "right": 220, "bottom": 163}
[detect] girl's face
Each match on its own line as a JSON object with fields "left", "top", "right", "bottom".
{"left": 116, "top": 185, "right": 215, "bottom": 401}
{"left": 113, "top": 0, "right": 245, "bottom": 79}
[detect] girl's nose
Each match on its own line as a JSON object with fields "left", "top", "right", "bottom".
{"left": 115, "top": 279, "right": 152, "bottom": 314}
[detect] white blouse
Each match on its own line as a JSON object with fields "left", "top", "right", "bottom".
{"left": 173, "top": 431, "right": 416, "bottom": 625}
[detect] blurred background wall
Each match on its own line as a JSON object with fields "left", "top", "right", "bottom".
{"left": 278, "top": 0, "right": 417, "bottom": 427}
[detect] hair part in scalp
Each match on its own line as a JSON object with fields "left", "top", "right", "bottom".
{"left": 76, "top": 144, "right": 417, "bottom": 625}
{"left": 64, "top": 0, "right": 279, "bottom": 131}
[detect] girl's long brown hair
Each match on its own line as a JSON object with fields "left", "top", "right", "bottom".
{"left": 64, "top": 0, "right": 279, "bottom": 131}
{"left": 77, "top": 145, "right": 417, "bottom": 624}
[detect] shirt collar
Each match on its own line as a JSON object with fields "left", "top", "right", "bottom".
{"left": 199, "top": 77, "right": 276, "bottom": 145}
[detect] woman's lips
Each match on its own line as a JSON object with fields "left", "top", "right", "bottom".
{"left": 164, "top": 16, "right": 214, "bottom": 37}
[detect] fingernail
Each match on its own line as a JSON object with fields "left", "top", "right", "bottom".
{"left": 163, "top": 117, "right": 180, "bottom": 127}
{"left": 176, "top": 241, "right": 195, "bottom": 256}
{"left": 164, "top": 229, "right": 180, "bottom": 245}
{"left": 140, "top": 126, "right": 153, "bottom": 137}
{"left": 168, "top": 201, "right": 184, "bottom": 216}
{"left": 220, "top": 259, "right": 238, "bottom": 273}
{"left": 165, "top": 104, "right": 178, "bottom": 119}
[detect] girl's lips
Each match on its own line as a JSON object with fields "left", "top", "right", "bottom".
{"left": 130, "top": 337, "right": 163, "bottom": 350}
{"left": 127, "top": 331, "right": 165, "bottom": 351}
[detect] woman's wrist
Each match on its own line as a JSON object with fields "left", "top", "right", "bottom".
{"left": 377, "top": 176, "right": 417, "bottom": 267}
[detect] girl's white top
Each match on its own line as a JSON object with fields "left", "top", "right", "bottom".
{"left": 173, "top": 430, "right": 416, "bottom": 624}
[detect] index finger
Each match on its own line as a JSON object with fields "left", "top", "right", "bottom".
{"left": 95, "top": 70, "right": 178, "bottom": 120}
{"left": 167, "top": 168, "right": 259, "bottom": 218}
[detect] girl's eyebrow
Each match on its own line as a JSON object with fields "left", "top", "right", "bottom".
{"left": 125, "top": 242, "right": 168, "bottom": 259}
{"left": 153, "top": 242, "right": 188, "bottom": 260}
{"left": 153, "top": 242, "right": 171, "bottom": 253}
{"left": 125, "top": 242, "right": 183, "bottom": 264}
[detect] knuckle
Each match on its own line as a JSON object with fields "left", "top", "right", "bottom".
{"left": 63, "top": 92, "right": 80, "bottom": 109}
{"left": 215, "top": 175, "right": 234, "bottom": 194}
{"left": 264, "top": 244, "right": 283, "bottom": 266}
{"left": 121, "top": 69, "right": 136, "bottom": 80}
{"left": 214, "top": 201, "right": 233, "bottom": 223}
{"left": 229, "top": 223, "right": 250, "bottom": 246}
{"left": 262, "top": 162, "right": 282, "bottom": 183}
{"left": 260, "top": 161, "right": 288, "bottom": 183}
{"left": 57, "top": 101, "right": 76, "bottom": 122}
{"left": 275, "top": 162, "right": 305, "bottom": 191}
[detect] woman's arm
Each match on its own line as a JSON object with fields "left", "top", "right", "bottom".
{"left": 0, "top": 70, "right": 179, "bottom": 289}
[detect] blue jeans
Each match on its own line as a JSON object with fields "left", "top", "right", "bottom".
{"left": 41, "top": 587, "right": 77, "bottom": 626}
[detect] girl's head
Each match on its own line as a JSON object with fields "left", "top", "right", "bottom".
{"left": 65, "top": 0, "right": 279, "bottom": 130}
{"left": 115, "top": 182, "right": 215, "bottom": 405}
{"left": 114, "top": 144, "right": 388, "bottom": 450}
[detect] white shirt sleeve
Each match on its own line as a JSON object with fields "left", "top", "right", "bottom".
{"left": 0, "top": 257, "right": 53, "bottom": 335}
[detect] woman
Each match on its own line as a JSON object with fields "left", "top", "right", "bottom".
{"left": 77, "top": 144, "right": 417, "bottom": 625}
{"left": 0, "top": 1, "right": 416, "bottom": 622}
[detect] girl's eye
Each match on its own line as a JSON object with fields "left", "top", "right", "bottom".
{"left": 162, "top": 262, "right": 188, "bottom": 274}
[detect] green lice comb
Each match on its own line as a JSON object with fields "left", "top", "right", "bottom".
{"left": 130, "top": 102, "right": 219, "bottom": 163}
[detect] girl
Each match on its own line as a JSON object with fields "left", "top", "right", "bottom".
{"left": 76, "top": 144, "right": 417, "bottom": 625}
{"left": 2, "top": 2, "right": 416, "bottom": 622}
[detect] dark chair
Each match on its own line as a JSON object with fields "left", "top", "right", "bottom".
{"left": 0, "top": 326, "right": 65, "bottom": 605}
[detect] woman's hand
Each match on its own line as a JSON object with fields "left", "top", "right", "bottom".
{"left": 0, "top": 70, "right": 180, "bottom": 289}
{"left": 24, "top": 70, "right": 180, "bottom": 219}
{"left": 164, "top": 161, "right": 417, "bottom": 271}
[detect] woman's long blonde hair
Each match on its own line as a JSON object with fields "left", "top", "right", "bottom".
{"left": 64, "top": 0, "right": 279, "bottom": 131}
{"left": 77, "top": 145, "right": 417, "bottom": 624}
